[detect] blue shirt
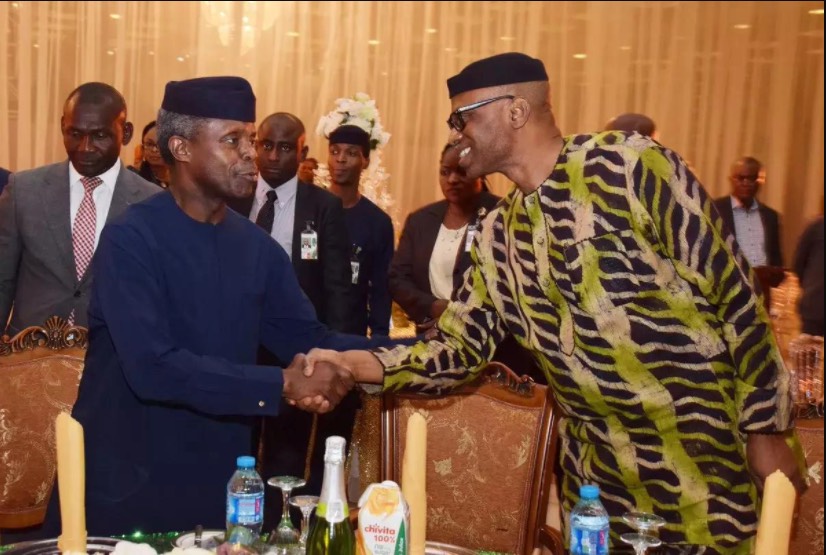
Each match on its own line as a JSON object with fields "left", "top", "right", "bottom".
{"left": 249, "top": 175, "right": 298, "bottom": 259}
{"left": 731, "top": 196, "right": 767, "bottom": 267}
{"left": 66, "top": 191, "right": 377, "bottom": 535}
{"left": 344, "top": 196, "right": 394, "bottom": 336}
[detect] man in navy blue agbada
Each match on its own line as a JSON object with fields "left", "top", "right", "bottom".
{"left": 42, "top": 77, "right": 378, "bottom": 536}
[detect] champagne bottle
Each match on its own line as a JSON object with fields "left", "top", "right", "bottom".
{"left": 306, "top": 436, "right": 356, "bottom": 555}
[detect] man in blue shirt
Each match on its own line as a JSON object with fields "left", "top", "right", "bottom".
{"left": 41, "top": 77, "right": 378, "bottom": 537}
{"left": 326, "top": 125, "right": 394, "bottom": 337}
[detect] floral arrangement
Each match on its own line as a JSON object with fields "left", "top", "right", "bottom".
{"left": 314, "top": 92, "right": 391, "bottom": 152}
{"left": 314, "top": 93, "right": 395, "bottom": 219}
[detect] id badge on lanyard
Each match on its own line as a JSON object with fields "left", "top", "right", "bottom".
{"left": 464, "top": 223, "right": 479, "bottom": 253}
{"left": 465, "top": 206, "right": 488, "bottom": 253}
{"left": 300, "top": 221, "right": 318, "bottom": 260}
{"left": 351, "top": 245, "right": 362, "bottom": 284}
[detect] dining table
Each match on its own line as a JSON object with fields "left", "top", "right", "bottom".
{"left": 0, "top": 531, "right": 512, "bottom": 555}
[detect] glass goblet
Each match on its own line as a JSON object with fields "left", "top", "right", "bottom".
{"left": 266, "top": 476, "right": 306, "bottom": 545}
{"left": 620, "top": 532, "right": 662, "bottom": 555}
{"left": 621, "top": 511, "right": 666, "bottom": 555}
{"left": 289, "top": 495, "right": 320, "bottom": 548}
{"left": 622, "top": 511, "right": 666, "bottom": 534}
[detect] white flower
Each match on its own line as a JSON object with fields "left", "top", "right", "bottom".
{"left": 359, "top": 105, "right": 377, "bottom": 121}
{"left": 316, "top": 92, "right": 390, "bottom": 149}
{"left": 314, "top": 117, "right": 327, "bottom": 138}
{"left": 339, "top": 103, "right": 356, "bottom": 117}
{"left": 347, "top": 116, "right": 371, "bottom": 133}
{"left": 316, "top": 112, "right": 345, "bottom": 137}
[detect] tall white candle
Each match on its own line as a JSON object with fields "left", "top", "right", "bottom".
{"left": 56, "top": 412, "right": 87, "bottom": 554}
{"left": 754, "top": 470, "right": 796, "bottom": 555}
{"left": 402, "top": 412, "right": 428, "bottom": 555}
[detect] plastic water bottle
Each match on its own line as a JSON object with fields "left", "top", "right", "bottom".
{"left": 570, "top": 484, "right": 610, "bottom": 555}
{"left": 226, "top": 455, "right": 265, "bottom": 545}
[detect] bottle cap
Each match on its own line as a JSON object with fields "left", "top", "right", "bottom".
{"left": 580, "top": 484, "right": 600, "bottom": 500}
{"left": 324, "top": 436, "right": 347, "bottom": 464}
{"left": 237, "top": 455, "right": 256, "bottom": 469}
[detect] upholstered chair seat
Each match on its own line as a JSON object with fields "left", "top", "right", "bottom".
{"left": 381, "top": 362, "right": 563, "bottom": 554}
{"left": 0, "top": 317, "right": 87, "bottom": 530}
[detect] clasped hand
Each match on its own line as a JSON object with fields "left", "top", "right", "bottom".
{"left": 746, "top": 432, "right": 808, "bottom": 495}
{"left": 281, "top": 352, "right": 354, "bottom": 413}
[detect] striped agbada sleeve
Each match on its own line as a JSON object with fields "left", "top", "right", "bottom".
{"left": 371, "top": 237, "right": 508, "bottom": 395}
{"left": 631, "top": 144, "right": 792, "bottom": 434}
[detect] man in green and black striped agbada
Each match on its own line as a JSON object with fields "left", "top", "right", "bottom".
{"left": 309, "top": 53, "right": 806, "bottom": 554}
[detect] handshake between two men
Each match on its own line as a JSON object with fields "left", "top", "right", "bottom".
{"left": 280, "top": 349, "right": 359, "bottom": 414}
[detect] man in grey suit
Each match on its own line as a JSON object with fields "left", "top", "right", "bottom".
{"left": 0, "top": 82, "right": 159, "bottom": 335}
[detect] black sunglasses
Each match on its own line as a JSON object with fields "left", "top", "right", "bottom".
{"left": 447, "top": 94, "right": 515, "bottom": 132}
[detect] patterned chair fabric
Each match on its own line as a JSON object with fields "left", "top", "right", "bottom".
{"left": 791, "top": 419, "right": 824, "bottom": 554}
{"left": 0, "top": 317, "right": 87, "bottom": 529}
{"left": 381, "top": 362, "right": 562, "bottom": 555}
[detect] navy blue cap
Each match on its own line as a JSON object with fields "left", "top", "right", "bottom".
{"left": 447, "top": 52, "right": 548, "bottom": 98}
{"left": 161, "top": 76, "right": 256, "bottom": 122}
{"left": 328, "top": 125, "right": 371, "bottom": 157}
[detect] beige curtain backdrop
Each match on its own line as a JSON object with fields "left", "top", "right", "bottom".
{"left": 0, "top": 1, "right": 823, "bottom": 261}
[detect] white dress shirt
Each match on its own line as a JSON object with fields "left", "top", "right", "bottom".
{"left": 730, "top": 196, "right": 767, "bottom": 267}
{"left": 249, "top": 175, "right": 297, "bottom": 259}
{"left": 429, "top": 223, "right": 468, "bottom": 300}
{"left": 69, "top": 159, "right": 121, "bottom": 251}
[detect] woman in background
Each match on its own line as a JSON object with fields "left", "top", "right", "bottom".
{"left": 390, "top": 143, "right": 543, "bottom": 381}
{"left": 129, "top": 121, "right": 169, "bottom": 188}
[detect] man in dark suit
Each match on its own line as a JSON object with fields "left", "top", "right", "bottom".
{"left": 713, "top": 156, "right": 783, "bottom": 268}
{"left": 0, "top": 167, "right": 10, "bottom": 195}
{"left": 228, "top": 112, "right": 355, "bottom": 332}
{"left": 0, "top": 82, "right": 159, "bottom": 335}
{"left": 226, "top": 112, "right": 356, "bottom": 530}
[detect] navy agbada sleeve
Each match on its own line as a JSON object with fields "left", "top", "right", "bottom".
{"left": 92, "top": 221, "right": 286, "bottom": 417}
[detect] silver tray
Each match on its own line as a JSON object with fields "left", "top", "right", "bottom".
{"left": 2, "top": 538, "right": 121, "bottom": 555}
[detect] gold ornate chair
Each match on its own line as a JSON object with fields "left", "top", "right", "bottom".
{"left": 380, "top": 362, "right": 563, "bottom": 555}
{"left": 790, "top": 418, "right": 824, "bottom": 553}
{"left": 0, "top": 317, "right": 88, "bottom": 530}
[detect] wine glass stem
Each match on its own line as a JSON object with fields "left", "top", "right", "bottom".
{"left": 280, "top": 488, "right": 293, "bottom": 528}
{"left": 300, "top": 510, "right": 312, "bottom": 546}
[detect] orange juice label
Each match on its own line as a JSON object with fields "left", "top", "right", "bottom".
{"left": 356, "top": 480, "right": 409, "bottom": 555}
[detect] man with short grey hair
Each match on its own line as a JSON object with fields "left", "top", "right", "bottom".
{"left": 41, "top": 76, "right": 390, "bottom": 537}
{"left": 155, "top": 108, "right": 209, "bottom": 164}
